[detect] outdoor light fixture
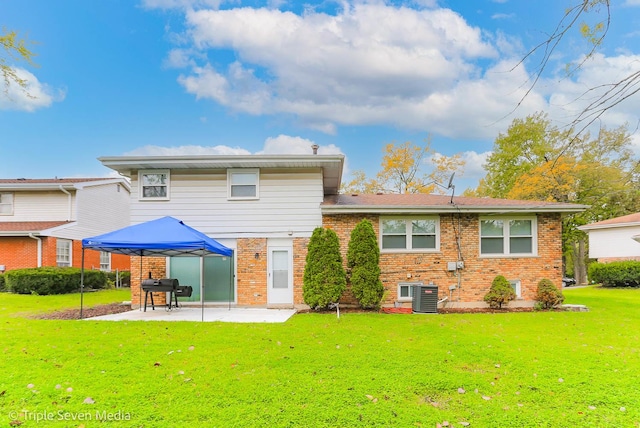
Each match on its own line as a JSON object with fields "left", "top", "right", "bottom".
{"left": 255, "top": 252, "right": 260, "bottom": 260}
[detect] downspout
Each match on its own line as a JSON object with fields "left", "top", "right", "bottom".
{"left": 28, "top": 233, "right": 42, "bottom": 267}
{"left": 59, "top": 185, "right": 72, "bottom": 221}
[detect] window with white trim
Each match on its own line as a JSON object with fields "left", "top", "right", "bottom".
{"left": 228, "top": 169, "right": 259, "bottom": 199}
{"left": 139, "top": 170, "right": 170, "bottom": 200}
{"left": 381, "top": 217, "right": 439, "bottom": 251}
{"left": 100, "top": 251, "right": 111, "bottom": 271}
{"left": 56, "top": 239, "right": 72, "bottom": 267}
{"left": 480, "top": 217, "right": 536, "bottom": 256}
{"left": 0, "top": 193, "right": 13, "bottom": 215}
{"left": 397, "top": 282, "right": 420, "bottom": 302}
{"left": 509, "top": 279, "right": 522, "bottom": 298}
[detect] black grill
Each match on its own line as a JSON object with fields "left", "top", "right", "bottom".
{"left": 142, "top": 278, "right": 180, "bottom": 311}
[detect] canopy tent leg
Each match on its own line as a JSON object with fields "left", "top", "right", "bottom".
{"left": 228, "top": 251, "right": 233, "bottom": 311}
{"left": 80, "top": 248, "right": 85, "bottom": 319}
{"left": 139, "top": 251, "right": 143, "bottom": 311}
{"left": 201, "top": 250, "right": 205, "bottom": 322}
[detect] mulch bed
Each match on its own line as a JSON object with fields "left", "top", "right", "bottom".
{"left": 30, "top": 303, "right": 132, "bottom": 320}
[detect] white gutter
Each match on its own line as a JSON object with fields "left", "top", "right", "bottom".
{"left": 59, "top": 185, "right": 72, "bottom": 221}
{"left": 28, "top": 233, "right": 42, "bottom": 267}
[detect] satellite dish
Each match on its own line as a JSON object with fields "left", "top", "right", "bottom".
{"left": 447, "top": 172, "right": 455, "bottom": 189}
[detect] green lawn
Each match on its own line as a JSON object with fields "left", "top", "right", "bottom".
{"left": 0, "top": 287, "right": 639, "bottom": 427}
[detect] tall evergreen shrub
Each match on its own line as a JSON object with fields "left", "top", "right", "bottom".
{"left": 347, "top": 219, "right": 384, "bottom": 309}
{"left": 535, "top": 278, "right": 564, "bottom": 309}
{"left": 303, "top": 227, "right": 346, "bottom": 309}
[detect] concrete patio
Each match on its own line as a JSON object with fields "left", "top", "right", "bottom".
{"left": 86, "top": 306, "right": 297, "bottom": 323}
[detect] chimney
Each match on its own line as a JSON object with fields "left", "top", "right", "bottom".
{"left": 311, "top": 144, "right": 319, "bottom": 155}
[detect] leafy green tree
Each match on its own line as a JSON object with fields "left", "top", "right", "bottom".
{"left": 342, "top": 140, "right": 464, "bottom": 194}
{"left": 303, "top": 227, "right": 346, "bottom": 309}
{"left": 1, "top": 28, "right": 36, "bottom": 96}
{"left": 483, "top": 275, "right": 516, "bottom": 309}
{"left": 347, "top": 219, "right": 383, "bottom": 309}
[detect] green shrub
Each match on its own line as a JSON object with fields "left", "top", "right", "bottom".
{"left": 588, "top": 261, "right": 640, "bottom": 287}
{"left": 536, "top": 278, "right": 564, "bottom": 309}
{"left": 5, "top": 267, "right": 107, "bottom": 295}
{"left": 303, "top": 227, "right": 347, "bottom": 309}
{"left": 483, "top": 275, "right": 516, "bottom": 309}
{"left": 347, "top": 219, "right": 384, "bottom": 309}
{"left": 106, "top": 270, "right": 131, "bottom": 287}
{"left": 0, "top": 273, "right": 5, "bottom": 292}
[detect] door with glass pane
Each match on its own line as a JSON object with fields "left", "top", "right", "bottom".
{"left": 170, "top": 254, "right": 234, "bottom": 303}
{"left": 267, "top": 247, "right": 293, "bottom": 305}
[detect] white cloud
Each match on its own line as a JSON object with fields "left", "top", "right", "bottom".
{"left": 123, "top": 137, "right": 345, "bottom": 158}
{"left": 123, "top": 144, "right": 252, "bottom": 156}
{"left": 175, "top": 4, "right": 518, "bottom": 137}
{"left": 459, "top": 150, "right": 491, "bottom": 179}
{"left": 0, "top": 68, "right": 65, "bottom": 112}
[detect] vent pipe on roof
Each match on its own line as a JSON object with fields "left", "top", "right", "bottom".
{"left": 311, "top": 144, "right": 319, "bottom": 155}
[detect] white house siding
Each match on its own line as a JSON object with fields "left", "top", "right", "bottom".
{"left": 46, "top": 183, "right": 131, "bottom": 240}
{"left": 588, "top": 225, "right": 640, "bottom": 259}
{"left": 11, "top": 191, "right": 76, "bottom": 222}
{"left": 129, "top": 168, "right": 324, "bottom": 238}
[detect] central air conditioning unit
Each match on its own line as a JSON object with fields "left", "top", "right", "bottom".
{"left": 412, "top": 284, "right": 439, "bottom": 314}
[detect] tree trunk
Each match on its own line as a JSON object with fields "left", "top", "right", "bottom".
{"left": 572, "top": 239, "right": 588, "bottom": 285}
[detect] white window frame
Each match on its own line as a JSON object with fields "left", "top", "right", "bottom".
{"left": 509, "top": 279, "right": 522, "bottom": 299}
{"left": 380, "top": 216, "right": 440, "bottom": 253}
{"left": 0, "top": 192, "right": 14, "bottom": 215}
{"left": 397, "top": 282, "right": 422, "bottom": 302}
{"left": 56, "top": 239, "right": 72, "bottom": 267}
{"left": 227, "top": 169, "right": 260, "bottom": 200}
{"left": 138, "top": 170, "right": 170, "bottom": 200}
{"left": 479, "top": 216, "right": 537, "bottom": 257}
{"left": 100, "top": 251, "right": 111, "bottom": 271}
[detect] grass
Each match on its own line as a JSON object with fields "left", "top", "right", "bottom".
{"left": 0, "top": 287, "right": 639, "bottom": 427}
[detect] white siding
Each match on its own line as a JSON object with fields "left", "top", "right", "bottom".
{"left": 46, "top": 183, "right": 131, "bottom": 240}
{"left": 11, "top": 191, "right": 76, "bottom": 221}
{"left": 130, "top": 168, "right": 324, "bottom": 238}
{"left": 588, "top": 226, "right": 640, "bottom": 259}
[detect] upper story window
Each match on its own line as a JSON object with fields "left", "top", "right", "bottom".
{"left": 480, "top": 217, "right": 537, "bottom": 257}
{"left": 228, "top": 169, "right": 259, "bottom": 200}
{"left": 139, "top": 170, "right": 170, "bottom": 200}
{"left": 100, "top": 251, "right": 111, "bottom": 271}
{"left": 56, "top": 239, "right": 72, "bottom": 267}
{"left": 0, "top": 193, "right": 13, "bottom": 215}
{"left": 381, "top": 217, "right": 439, "bottom": 252}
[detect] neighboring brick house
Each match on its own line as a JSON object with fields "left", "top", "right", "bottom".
{"left": 99, "top": 152, "right": 586, "bottom": 309}
{"left": 0, "top": 178, "right": 131, "bottom": 273}
{"left": 579, "top": 213, "right": 640, "bottom": 263}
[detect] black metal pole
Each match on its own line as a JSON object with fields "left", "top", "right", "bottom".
{"left": 80, "top": 248, "right": 85, "bottom": 319}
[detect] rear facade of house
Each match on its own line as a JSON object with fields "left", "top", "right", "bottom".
{"left": 0, "top": 178, "right": 131, "bottom": 274}
{"left": 100, "top": 153, "right": 585, "bottom": 309}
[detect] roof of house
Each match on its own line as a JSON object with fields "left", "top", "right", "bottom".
{"left": 321, "top": 193, "right": 588, "bottom": 214}
{"left": 579, "top": 212, "right": 640, "bottom": 231}
{"left": 0, "top": 221, "right": 71, "bottom": 236}
{"left": 98, "top": 154, "right": 345, "bottom": 195}
{"left": 0, "top": 178, "right": 130, "bottom": 192}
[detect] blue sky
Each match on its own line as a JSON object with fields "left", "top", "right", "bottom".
{"left": 2, "top": 0, "right": 639, "bottom": 192}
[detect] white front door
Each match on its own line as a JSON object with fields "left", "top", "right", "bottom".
{"left": 267, "top": 246, "right": 293, "bottom": 306}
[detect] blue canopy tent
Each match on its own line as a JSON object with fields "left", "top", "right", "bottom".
{"left": 81, "top": 216, "right": 233, "bottom": 321}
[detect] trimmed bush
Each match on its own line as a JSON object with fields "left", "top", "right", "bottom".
{"left": 5, "top": 267, "right": 108, "bottom": 295}
{"left": 484, "top": 275, "right": 516, "bottom": 309}
{"left": 588, "top": 261, "right": 640, "bottom": 287}
{"left": 303, "top": 227, "right": 347, "bottom": 309}
{"left": 0, "top": 273, "right": 5, "bottom": 292}
{"left": 347, "top": 219, "right": 384, "bottom": 309}
{"left": 536, "top": 278, "right": 564, "bottom": 309}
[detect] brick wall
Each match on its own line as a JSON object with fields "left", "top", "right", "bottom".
{"left": 236, "top": 238, "right": 268, "bottom": 305}
{"left": 322, "top": 212, "right": 564, "bottom": 307}
{"left": 130, "top": 256, "right": 168, "bottom": 308}
{"left": 0, "top": 237, "right": 130, "bottom": 275}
